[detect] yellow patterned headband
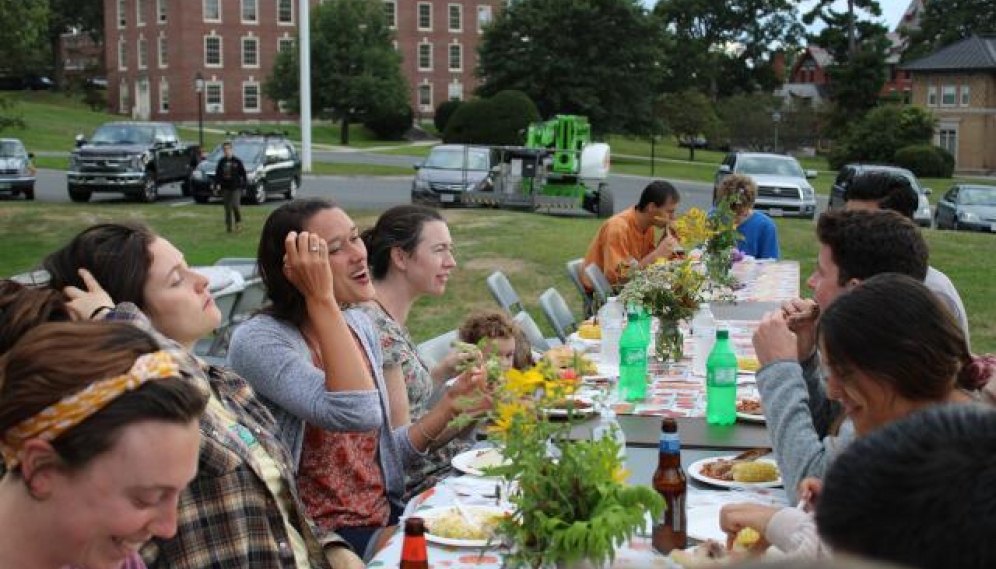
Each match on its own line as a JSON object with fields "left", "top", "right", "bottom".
{"left": 0, "top": 351, "right": 179, "bottom": 469}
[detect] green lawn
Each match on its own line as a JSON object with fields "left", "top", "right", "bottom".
{"left": 1, "top": 204, "right": 992, "bottom": 353}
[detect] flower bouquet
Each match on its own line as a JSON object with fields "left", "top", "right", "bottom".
{"left": 452, "top": 359, "right": 663, "bottom": 569}
{"left": 672, "top": 200, "right": 742, "bottom": 286}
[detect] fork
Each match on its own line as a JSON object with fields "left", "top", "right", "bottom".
{"left": 452, "top": 494, "right": 482, "bottom": 531}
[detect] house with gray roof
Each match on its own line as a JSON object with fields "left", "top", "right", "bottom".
{"left": 902, "top": 34, "right": 996, "bottom": 175}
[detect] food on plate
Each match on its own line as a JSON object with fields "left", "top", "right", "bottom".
{"left": 736, "top": 398, "right": 763, "bottom": 415}
{"left": 737, "top": 356, "right": 760, "bottom": 372}
{"left": 700, "top": 458, "right": 779, "bottom": 483}
{"left": 469, "top": 448, "right": 506, "bottom": 470}
{"left": 733, "top": 527, "right": 761, "bottom": 549}
{"left": 578, "top": 321, "right": 601, "bottom": 340}
{"left": 670, "top": 530, "right": 763, "bottom": 568}
{"left": 542, "top": 346, "right": 597, "bottom": 375}
{"left": 426, "top": 508, "right": 505, "bottom": 541}
{"left": 545, "top": 397, "right": 593, "bottom": 411}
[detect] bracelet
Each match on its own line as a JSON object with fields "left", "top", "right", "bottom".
{"left": 414, "top": 420, "right": 439, "bottom": 444}
{"left": 89, "top": 305, "right": 113, "bottom": 319}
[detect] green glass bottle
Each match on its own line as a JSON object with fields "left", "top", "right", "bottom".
{"left": 706, "top": 329, "right": 737, "bottom": 425}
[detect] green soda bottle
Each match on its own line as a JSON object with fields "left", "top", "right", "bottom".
{"left": 619, "top": 308, "right": 649, "bottom": 402}
{"left": 706, "top": 329, "right": 737, "bottom": 425}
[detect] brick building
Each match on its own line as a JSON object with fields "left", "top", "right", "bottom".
{"left": 104, "top": 0, "right": 504, "bottom": 123}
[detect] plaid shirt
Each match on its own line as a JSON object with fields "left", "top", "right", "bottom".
{"left": 107, "top": 304, "right": 343, "bottom": 569}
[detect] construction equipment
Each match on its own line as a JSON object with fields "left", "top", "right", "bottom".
{"left": 445, "top": 114, "right": 614, "bottom": 217}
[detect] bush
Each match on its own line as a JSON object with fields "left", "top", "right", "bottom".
{"left": 434, "top": 100, "right": 463, "bottom": 133}
{"left": 363, "top": 104, "right": 413, "bottom": 140}
{"left": 893, "top": 144, "right": 954, "bottom": 178}
{"left": 443, "top": 90, "right": 539, "bottom": 145}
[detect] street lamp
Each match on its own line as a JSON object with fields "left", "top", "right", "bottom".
{"left": 194, "top": 72, "right": 205, "bottom": 150}
{"left": 772, "top": 111, "right": 782, "bottom": 154}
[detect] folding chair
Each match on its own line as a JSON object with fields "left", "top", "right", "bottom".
{"left": 513, "top": 310, "right": 558, "bottom": 353}
{"left": 584, "top": 263, "right": 614, "bottom": 307}
{"left": 538, "top": 287, "right": 577, "bottom": 343}
{"left": 486, "top": 270, "right": 524, "bottom": 314}
{"left": 214, "top": 257, "right": 259, "bottom": 279}
{"left": 566, "top": 258, "right": 595, "bottom": 319}
{"left": 196, "top": 287, "right": 241, "bottom": 357}
{"left": 416, "top": 330, "right": 458, "bottom": 372}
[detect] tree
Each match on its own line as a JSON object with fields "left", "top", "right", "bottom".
{"left": 48, "top": 0, "right": 103, "bottom": 89}
{"left": 265, "top": 0, "right": 409, "bottom": 144}
{"left": 476, "top": 0, "right": 663, "bottom": 136}
{"left": 652, "top": 0, "right": 805, "bottom": 98}
{"left": 714, "top": 93, "right": 781, "bottom": 151}
{"left": 827, "top": 105, "right": 936, "bottom": 169}
{"left": 803, "top": 0, "right": 881, "bottom": 57}
{"left": 0, "top": 96, "right": 25, "bottom": 133}
{"left": 0, "top": 0, "right": 49, "bottom": 77}
{"left": 904, "top": 0, "right": 996, "bottom": 61}
{"left": 657, "top": 90, "right": 722, "bottom": 161}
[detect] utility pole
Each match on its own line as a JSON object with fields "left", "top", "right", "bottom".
{"left": 299, "top": 0, "right": 312, "bottom": 172}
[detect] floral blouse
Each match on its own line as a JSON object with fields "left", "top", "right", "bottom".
{"left": 358, "top": 302, "right": 473, "bottom": 497}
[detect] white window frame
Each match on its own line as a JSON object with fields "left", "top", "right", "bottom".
{"left": 927, "top": 85, "right": 937, "bottom": 106}
{"left": 278, "top": 36, "right": 294, "bottom": 54}
{"left": 137, "top": 36, "right": 148, "bottom": 69}
{"left": 205, "top": 81, "right": 224, "bottom": 113}
{"left": 243, "top": 81, "right": 261, "bottom": 113}
{"left": 941, "top": 84, "right": 956, "bottom": 107}
{"left": 157, "top": 0, "right": 167, "bottom": 23}
{"left": 158, "top": 35, "right": 168, "bottom": 68}
{"left": 118, "top": 37, "right": 128, "bottom": 70}
{"left": 418, "top": 83, "right": 433, "bottom": 112}
{"left": 938, "top": 128, "right": 957, "bottom": 156}
{"left": 477, "top": 6, "right": 492, "bottom": 32}
{"left": 447, "top": 81, "right": 463, "bottom": 101}
{"left": 119, "top": 79, "right": 130, "bottom": 114}
{"left": 241, "top": 0, "right": 258, "bottom": 24}
{"left": 242, "top": 36, "right": 259, "bottom": 68}
{"left": 158, "top": 78, "right": 169, "bottom": 113}
{"left": 136, "top": 0, "right": 147, "bottom": 26}
{"left": 118, "top": 0, "right": 127, "bottom": 28}
{"left": 448, "top": 4, "right": 462, "bottom": 32}
{"left": 418, "top": 43, "right": 432, "bottom": 71}
{"left": 960, "top": 84, "right": 970, "bottom": 107}
{"left": 277, "top": 0, "right": 293, "bottom": 25}
{"left": 448, "top": 43, "right": 462, "bottom": 72}
{"left": 204, "top": 34, "right": 223, "bottom": 68}
{"left": 203, "top": 0, "right": 221, "bottom": 23}
{"left": 417, "top": 3, "right": 432, "bottom": 31}
{"left": 384, "top": 1, "right": 397, "bottom": 28}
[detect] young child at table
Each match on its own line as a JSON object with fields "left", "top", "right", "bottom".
{"left": 458, "top": 311, "right": 524, "bottom": 372}
{"left": 714, "top": 173, "right": 779, "bottom": 259}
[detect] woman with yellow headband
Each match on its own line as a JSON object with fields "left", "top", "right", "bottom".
{"left": 0, "top": 321, "right": 206, "bottom": 569}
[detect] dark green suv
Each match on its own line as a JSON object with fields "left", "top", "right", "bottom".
{"left": 190, "top": 133, "right": 301, "bottom": 204}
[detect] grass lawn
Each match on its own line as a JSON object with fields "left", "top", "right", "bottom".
{"left": 1, "top": 204, "right": 992, "bottom": 353}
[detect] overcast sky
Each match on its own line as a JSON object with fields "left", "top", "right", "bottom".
{"left": 640, "top": 0, "right": 910, "bottom": 31}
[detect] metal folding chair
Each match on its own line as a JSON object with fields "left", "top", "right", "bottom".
{"left": 584, "top": 263, "right": 614, "bottom": 307}
{"left": 416, "top": 330, "right": 458, "bottom": 372}
{"left": 513, "top": 310, "right": 558, "bottom": 352}
{"left": 538, "top": 287, "right": 577, "bottom": 343}
{"left": 566, "top": 258, "right": 595, "bottom": 318}
{"left": 486, "top": 270, "right": 524, "bottom": 314}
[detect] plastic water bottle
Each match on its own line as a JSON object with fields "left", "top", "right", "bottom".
{"left": 706, "top": 329, "right": 738, "bottom": 425}
{"left": 691, "top": 304, "right": 717, "bottom": 377}
{"left": 598, "top": 297, "right": 625, "bottom": 371}
{"left": 592, "top": 406, "right": 627, "bottom": 462}
{"left": 619, "top": 308, "right": 649, "bottom": 402}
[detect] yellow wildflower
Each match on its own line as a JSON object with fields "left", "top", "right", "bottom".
{"left": 612, "top": 466, "right": 630, "bottom": 484}
{"left": 504, "top": 368, "right": 545, "bottom": 398}
{"left": 489, "top": 400, "right": 532, "bottom": 436}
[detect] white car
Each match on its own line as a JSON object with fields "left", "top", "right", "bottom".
{"left": 714, "top": 152, "right": 818, "bottom": 219}
{"left": 0, "top": 138, "right": 36, "bottom": 201}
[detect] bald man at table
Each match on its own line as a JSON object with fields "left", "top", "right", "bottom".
{"left": 580, "top": 180, "right": 681, "bottom": 292}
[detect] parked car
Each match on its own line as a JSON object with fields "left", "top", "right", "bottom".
{"left": 67, "top": 122, "right": 200, "bottom": 203}
{"left": 934, "top": 184, "right": 996, "bottom": 232}
{"left": 829, "top": 164, "right": 932, "bottom": 227}
{"left": 0, "top": 138, "right": 35, "bottom": 200}
{"left": 410, "top": 144, "right": 495, "bottom": 207}
{"left": 189, "top": 133, "right": 301, "bottom": 205}
{"left": 714, "top": 152, "right": 818, "bottom": 218}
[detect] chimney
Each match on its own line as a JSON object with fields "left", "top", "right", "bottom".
{"left": 771, "top": 51, "right": 786, "bottom": 83}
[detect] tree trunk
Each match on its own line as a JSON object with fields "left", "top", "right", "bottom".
{"left": 50, "top": 31, "right": 64, "bottom": 91}
{"left": 847, "top": 0, "right": 856, "bottom": 58}
{"left": 688, "top": 145, "right": 695, "bottom": 162}
{"left": 340, "top": 115, "right": 350, "bottom": 145}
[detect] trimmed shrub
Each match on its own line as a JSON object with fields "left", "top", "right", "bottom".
{"left": 364, "top": 104, "right": 413, "bottom": 140}
{"left": 434, "top": 100, "right": 463, "bottom": 133}
{"left": 443, "top": 90, "right": 540, "bottom": 145}
{"left": 893, "top": 144, "right": 954, "bottom": 178}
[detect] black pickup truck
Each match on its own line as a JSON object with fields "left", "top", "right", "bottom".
{"left": 67, "top": 122, "right": 200, "bottom": 203}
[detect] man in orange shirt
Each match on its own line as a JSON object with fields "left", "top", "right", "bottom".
{"left": 581, "top": 180, "right": 681, "bottom": 291}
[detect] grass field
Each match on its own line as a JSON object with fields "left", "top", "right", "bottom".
{"left": 1, "top": 203, "right": 992, "bottom": 353}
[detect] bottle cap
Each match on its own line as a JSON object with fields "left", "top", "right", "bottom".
{"left": 404, "top": 517, "right": 426, "bottom": 536}
{"left": 662, "top": 417, "right": 677, "bottom": 433}
{"left": 716, "top": 329, "right": 729, "bottom": 340}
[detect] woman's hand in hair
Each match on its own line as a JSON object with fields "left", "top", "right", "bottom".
{"left": 283, "top": 231, "right": 335, "bottom": 305}
{"left": 753, "top": 310, "right": 799, "bottom": 366}
{"left": 62, "top": 268, "right": 114, "bottom": 321}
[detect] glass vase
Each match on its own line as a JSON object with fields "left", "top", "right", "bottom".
{"left": 655, "top": 317, "right": 684, "bottom": 363}
{"left": 705, "top": 248, "right": 733, "bottom": 282}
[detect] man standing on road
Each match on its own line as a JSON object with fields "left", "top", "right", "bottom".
{"left": 213, "top": 141, "right": 247, "bottom": 233}
{"left": 580, "top": 179, "right": 681, "bottom": 291}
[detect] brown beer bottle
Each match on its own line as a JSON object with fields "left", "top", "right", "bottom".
{"left": 399, "top": 517, "right": 429, "bottom": 569}
{"left": 652, "top": 417, "right": 687, "bottom": 554}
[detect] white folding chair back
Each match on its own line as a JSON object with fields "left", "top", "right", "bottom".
{"left": 486, "top": 271, "right": 524, "bottom": 314}
{"left": 214, "top": 257, "right": 259, "bottom": 279}
{"left": 230, "top": 278, "right": 267, "bottom": 323}
{"left": 416, "top": 330, "right": 458, "bottom": 371}
{"left": 584, "top": 263, "right": 614, "bottom": 307}
{"left": 539, "top": 287, "right": 577, "bottom": 343}
{"left": 566, "top": 258, "right": 594, "bottom": 318}
{"left": 513, "top": 310, "right": 555, "bottom": 352}
{"left": 197, "top": 288, "right": 241, "bottom": 357}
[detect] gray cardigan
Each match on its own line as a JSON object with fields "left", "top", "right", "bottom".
{"left": 756, "top": 353, "right": 855, "bottom": 502}
{"left": 228, "top": 308, "right": 422, "bottom": 508}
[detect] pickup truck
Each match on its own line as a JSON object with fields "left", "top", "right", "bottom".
{"left": 67, "top": 122, "right": 200, "bottom": 203}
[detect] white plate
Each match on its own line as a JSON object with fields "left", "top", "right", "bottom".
{"left": 736, "top": 410, "right": 766, "bottom": 423}
{"left": 451, "top": 447, "right": 506, "bottom": 477}
{"left": 686, "top": 504, "right": 726, "bottom": 543}
{"left": 420, "top": 505, "right": 507, "bottom": 547}
{"left": 542, "top": 396, "right": 596, "bottom": 418}
{"left": 688, "top": 456, "right": 782, "bottom": 489}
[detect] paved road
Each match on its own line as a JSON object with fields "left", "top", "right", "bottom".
{"left": 20, "top": 166, "right": 717, "bottom": 215}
